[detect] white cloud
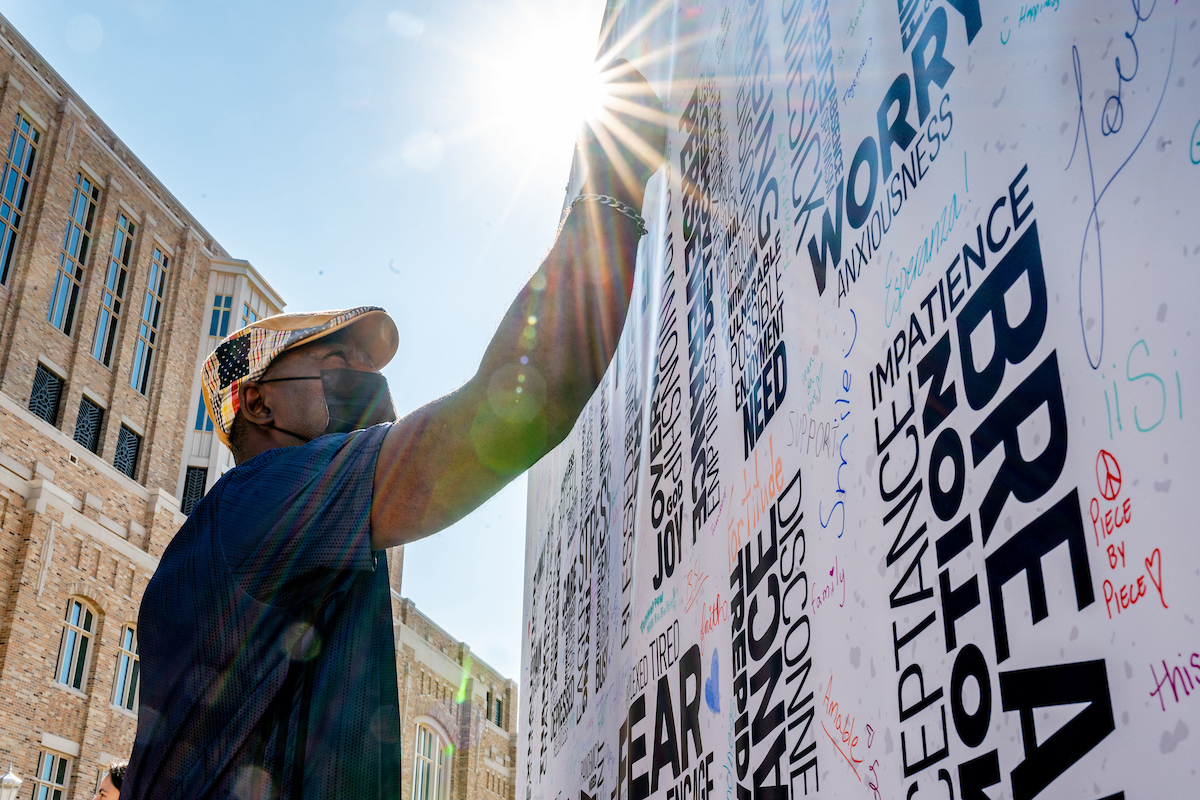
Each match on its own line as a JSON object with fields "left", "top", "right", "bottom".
{"left": 387, "top": 10, "right": 425, "bottom": 39}
{"left": 66, "top": 15, "right": 103, "bottom": 54}
{"left": 401, "top": 130, "right": 444, "bottom": 170}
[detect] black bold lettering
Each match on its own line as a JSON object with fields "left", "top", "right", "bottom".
{"left": 748, "top": 575, "right": 781, "bottom": 661}
{"left": 629, "top": 695, "right": 650, "bottom": 800}
{"left": 652, "top": 676, "right": 680, "bottom": 790}
{"left": 957, "top": 750, "right": 1000, "bottom": 800}
{"left": 753, "top": 729, "right": 789, "bottom": 800}
{"left": 877, "top": 74, "right": 917, "bottom": 178}
{"left": 917, "top": 332, "right": 957, "bottom": 437}
{"left": 950, "top": 644, "right": 991, "bottom": 747}
{"left": 806, "top": 181, "right": 843, "bottom": 296}
{"left": 746, "top": 527, "right": 778, "bottom": 594}
{"left": 957, "top": 223, "right": 1048, "bottom": 410}
{"left": 999, "top": 661, "right": 1116, "bottom": 800}
{"left": 679, "top": 645, "right": 703, "bottom": 769}
{"left": 970, "top": 352, "right": 1069, "bottom": 542}
{"left": 751, "top": 650, "right": 785, "bottom": 744}
{"left": 944, "top": 0, "right": 982, "bottom": 43}
{"left": 911, "top": 8, "right": 954, "bottom": 124}
{"left": 985, "top": 490, "right": 1095, "bottom": 662}
{"left": 937, "top": 518, "right": 980, "bottom": 651}
{"left": 846, "top": 137, "right": 879, "bottom": 230}
{"left": 928, "top": 427, "right": 965, "bottom": 521}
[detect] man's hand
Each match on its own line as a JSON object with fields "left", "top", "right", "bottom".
{"left": 370, "top": 61, "right": 667, "bottom": 550}
{"left": 581, "top": 59, "right": 668, "bottom": 209}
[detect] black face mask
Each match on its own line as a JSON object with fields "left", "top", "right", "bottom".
{"left": 258, "top": 368, "right": 397, "bottom": 442}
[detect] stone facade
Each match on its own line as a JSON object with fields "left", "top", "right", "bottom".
{"left": 0, "top": 11, "right": 251, "bottom": 796}
{"left": 390, "top": 589, "right": 519, "bottom": 800}
{"left": 176, "top": 259, "right": 284, "bottom": 507}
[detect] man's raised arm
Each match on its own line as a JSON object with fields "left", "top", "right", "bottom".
{"left": 370, "top": 61, "right": 667, "bottom": 549}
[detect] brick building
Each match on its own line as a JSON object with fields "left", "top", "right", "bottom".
{"left": 0, "top": 12, "right": 519, "bottom": 800}
{"left": 387, "top": 556, "right": 519, "bottom": 800}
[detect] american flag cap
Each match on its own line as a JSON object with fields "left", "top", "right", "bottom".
{"left": 201, "top": 306, "right": 399, "bottom": 447}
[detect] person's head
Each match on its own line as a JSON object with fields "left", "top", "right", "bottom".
{"left": 93, "top": 760, "right": 126, "bottom": 800}
{"left": 202, "top": 307, "right": 400, "bottom": 464}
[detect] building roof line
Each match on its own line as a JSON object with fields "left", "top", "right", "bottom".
{"left": 399, "top": 596, "right": 513, "bottom": 686}
{"left": 0, "top": 11, "right": 226, "bottom": 257}
{"left": 210, "top": 258, "right": 287, "bottom": 311}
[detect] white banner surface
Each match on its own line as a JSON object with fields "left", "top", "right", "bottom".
{"left": 521, "top": 2, "right": 1200, "bottom": 799}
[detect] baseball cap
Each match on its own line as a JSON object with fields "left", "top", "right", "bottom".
{"left": 201, "top": 306, "right": 399, "bottom": 447}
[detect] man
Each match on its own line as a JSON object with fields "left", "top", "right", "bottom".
{"left": 94, "top": 761, "right": 127, "bottom": 800}
{"left": 123, "top": 61, "right": 665, "bottom": 799}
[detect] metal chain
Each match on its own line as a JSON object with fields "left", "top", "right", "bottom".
{"left": 558, "top": 193, "right": 648, "bottom": 237}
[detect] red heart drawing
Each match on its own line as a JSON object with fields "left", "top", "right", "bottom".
{"left": 1145, "top": 548, "right": 1167, "bottom": 608}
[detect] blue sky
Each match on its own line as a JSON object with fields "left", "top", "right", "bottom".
{"left": 2, "top": 0, "right": 610, "bottom": 680}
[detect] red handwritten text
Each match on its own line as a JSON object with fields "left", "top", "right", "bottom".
{"left": 822, "top": 675, "right": 863, "bottom": 780}
{"left": 699, "top": 594, "right": 728, "bottom": 655}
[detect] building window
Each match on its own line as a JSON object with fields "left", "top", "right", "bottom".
{"left": 31, "top": 751, "right": 71, "bottom": 800}
{"left": 0, "top": 112, "right": 40, "bottom": 285}
{"left": 28, "top": 363, "right": 64, "bottom": 426}
{"left": 494, "top": 698, "right": 503, "bottom": 727}
{"left": 73, "top": 396, "right": 104, "bottom": 454}
{"left": 48, "top": 173, "right": 100, "bottom": 336}
{"left": 241, "top": 302, "right": 259, "bottom": 329}
{"left": 113, "top": 425, "right": 141, "bottom": 479}
{"left": 92, "top": 214, "right": 135, "bottom": 367}
{"left": 130, "top": 246, "right": 168, "bottom": 394}
{"left": 194, "top": 395, "right": 214, "bottom": 432}
{"left": 56, "top": 598, "right": 96, "bottom": 691}
{"left": 209, "top": 294, "right": 232, "bottom": 337}
{"left": 181, "top": 467, "right": 207, "bottom": 515}
{"left": 112, "top": 625, "right": 139, "bottom": 711}
{"left": 413, "top": 724, "right": 449, "bottom": 800}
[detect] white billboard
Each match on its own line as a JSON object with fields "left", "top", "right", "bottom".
{"left": 521, "top": 2, "right": 1200, "bottom": 799}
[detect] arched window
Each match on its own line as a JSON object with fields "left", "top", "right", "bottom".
{"left": 112, "top": 625, "right": 139, "bottom": 710}
{"left": 55, "top": 598, "right": 97, "bottom": 692}
{"left": 413, "top": 724, "right": 450, "bottom": 800}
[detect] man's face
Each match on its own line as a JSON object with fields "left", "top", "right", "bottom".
{"left": 93, "top": 775, "right": 119, "bottom": 800}
{"left": 252, "top": 329, "right": 379, "bottom": 441}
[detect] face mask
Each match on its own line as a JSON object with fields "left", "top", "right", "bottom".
{"left": 258, "top": 368, "right": 397, "bottom": 442}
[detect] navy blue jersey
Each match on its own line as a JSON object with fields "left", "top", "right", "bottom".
{"left": 125, "top": 426, "right": 400, "bottom": 799}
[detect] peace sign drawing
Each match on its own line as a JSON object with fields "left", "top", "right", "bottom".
{"left": 1096, "top": 449, "right": 1122, "bottom": 502}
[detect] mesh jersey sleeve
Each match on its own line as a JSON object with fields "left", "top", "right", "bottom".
{"left": 218, "top": 424, "right": 390, "bottom": 607}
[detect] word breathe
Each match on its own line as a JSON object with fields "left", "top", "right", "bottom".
{"left": 870, "top": 166, "right": 1123, "bottom": 800}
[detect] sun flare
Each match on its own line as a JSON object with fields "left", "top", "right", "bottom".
{"left": 470, "top": 6, "right": 615, "bottom": 158}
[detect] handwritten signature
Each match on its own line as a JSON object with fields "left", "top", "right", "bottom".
{"left": 1066, "top": 0, "right": 1175, "bottom": 368}
{"left": 820, "top": 310, "right": 856, "bottom": 538}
